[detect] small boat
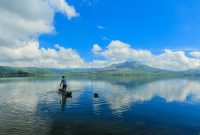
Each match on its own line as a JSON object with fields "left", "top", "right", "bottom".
{"left": 58, "top": 89, "right": 72, "bottom": 97}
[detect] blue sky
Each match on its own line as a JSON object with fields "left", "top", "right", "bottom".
{"left": 39, "top": 0, "right": 200, "bottom": 60}
{"left": 1, "top": 0, "right": 200, "bottom": 70}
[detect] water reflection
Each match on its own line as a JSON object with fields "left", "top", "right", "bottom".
{"left": 0, "top": 77, "right": 200, "bottom": 135}
{"left": 101, "top": 78, "right": 200, "bottom": 113}
{"left": 59, "top": 92, "right": 73, "bottom": 112}
{"left": 1, "top": 77, "right": 200, "bottom": 114}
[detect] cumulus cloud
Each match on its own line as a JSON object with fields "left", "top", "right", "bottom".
{"left": 92, "top": 44, "right": 102, "bottom": 54}
{"left": 0, "top": 0, "right": 82, "bottom": 68}
{"left": 92, "top": 40, "right": 200, "bottom": 71}
{"left": 190, "top": 51, "right": 200, "bottom": 58}
{"left": 0, "top": 0, "right": 79, "bottom": 47}
{"left": 1, "top": 1, "right": 200, "bottom": 70}
{"left": 0, "top": 41, "right": 84, "bottom": 68}
{"left": 0, "top": 0, "right": 53, "bottom": 47}
{"left": 46, "top": 0, "right": 79, "bottom": 19}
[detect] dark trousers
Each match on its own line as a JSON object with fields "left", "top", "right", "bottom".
{"left": 62, "top": 84, "right": 67, "bottom": 91}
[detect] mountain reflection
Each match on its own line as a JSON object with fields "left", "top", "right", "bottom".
{"left": 1, "top": 77, "right": 200, "bottom": 114}
{"left": 57, "top": 77, "right": 200, "bottom": 113}
{"left": 1, "top": 77, "right": 200, "bottom": 135}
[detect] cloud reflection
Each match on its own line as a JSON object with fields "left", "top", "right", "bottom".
{"left": 1, "top": 77, "right": 200, "bottom": 114}
{"left": 98, "top": 78, "right": 200, "bottom": 113}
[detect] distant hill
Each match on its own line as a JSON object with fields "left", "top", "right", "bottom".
{"left": 0, "top": 61, "right": 198, "bottom": 77}
{"left": 99, "top": 61, "right": 163, "bottom": 72}
{"left": 46, "top": 61, "right": 182, "bottom": 77}
{"left": 182, "top": 69, "right": 200, "bottom": 76}
{"left": 0, "top": 66, "right": 50, "bottom": 77}
{"left": 48, "top": 61, "right": 169, "bottom": 73}
{"left": 48, "top": 68, "right": 97, "bottom": 73}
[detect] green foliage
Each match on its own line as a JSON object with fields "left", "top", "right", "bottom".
{"left": 0, "top": 66, "right": 51, "bottom": 77}
{"left": 0, "top": 61, "right": 197, "bottom": 78}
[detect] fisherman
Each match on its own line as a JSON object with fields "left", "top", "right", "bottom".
{"left": 60, "top": 76, "right": 67, "bottom": 91}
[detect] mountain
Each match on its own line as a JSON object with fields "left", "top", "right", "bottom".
{"left": 0, "top": 61, "right": 196, "bottom": 77}
{"left": 54, "top": 61, "right": 179, "bottom": 77}
{"left": 47, "top": 61, "right": 168, "bottom": 73}
{"left": 99, "top": 61, "right": 162, "bottom": 72}
{"left": 182, "top": 69, "right": 200, "bottom": 76}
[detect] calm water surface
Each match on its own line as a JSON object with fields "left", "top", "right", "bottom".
{"left": 0, "top": 77, "right": 200, "bottom": 135}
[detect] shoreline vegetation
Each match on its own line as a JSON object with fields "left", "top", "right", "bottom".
{"left": 0, "top": 61, "right": 199, "bottom": 78}
{"left": 0, "top": 70, "right": 197, "bottom": 78}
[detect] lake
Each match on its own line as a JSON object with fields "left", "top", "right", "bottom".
{"left": 0, "top": 77, "right": 200, "bottom": 135}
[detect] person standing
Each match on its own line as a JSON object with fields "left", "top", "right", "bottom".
{"left": 60, "top": 76, "right": 67, "bottom": 91}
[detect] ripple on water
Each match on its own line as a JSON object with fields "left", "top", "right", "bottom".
{"left": 1, "top": 77, "right": 200, "bottom": 135}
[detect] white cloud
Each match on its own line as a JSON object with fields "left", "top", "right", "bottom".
{"left": 92, "top": 40, "right": 153, "bottom": 63}
{"left": 0, "top": 0, "right": 82, "bottom": 68}
{"left": 190, "top": 51, "right": 200, "bottom": 58}
{"left": 0, "top": 0, "right": 53, "bottom": 47}
{"left": 92, "top": 44, "right": 102, "bottom": 54}
{"left": 86, "top": 60, "right": 110, "bottom": 68}
{"left": 102, "top": 37, "right": 110, "bottom": 41}
{"left": 1, "top": 1, "right": 200, "bottom": 70}
{"left": 0, "top": 41, "right": 84, "bottom": 68}
{"left": 92, "top": 40, "right": 200, "bottom": 71}
{"left": 96, "top": 25, "right": 105, "bottom": 29}
{"left": 45, "top": 0, "right": 79, "bottom": 19}
{"left": 102, "top": 78, "right": 200, "bottom": 113}
{"left": 0, "top": 0, "right": 78, "bottom": 47}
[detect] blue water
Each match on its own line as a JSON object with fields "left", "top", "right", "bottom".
{"left": 0, "top": 77, "right": 200, "bottom": 135}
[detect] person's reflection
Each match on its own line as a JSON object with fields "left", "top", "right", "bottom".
{"left": 60, "top": 94, "right": 72, "bottom": 112}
